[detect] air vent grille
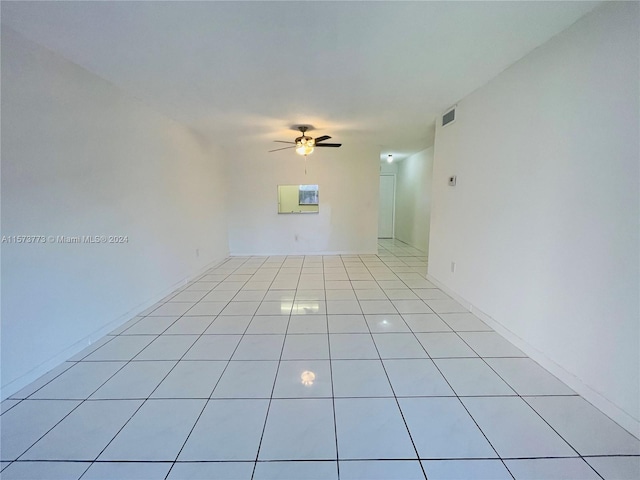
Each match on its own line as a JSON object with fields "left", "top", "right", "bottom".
{"left": 442, "top": 108, "right": 456, "bottom": 127}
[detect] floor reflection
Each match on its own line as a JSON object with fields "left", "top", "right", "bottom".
{"left": 291, "top": 301, "right": 321, "bottom": 314}
{"left": 300, "top": 370, "right": 316, "bottom": 386}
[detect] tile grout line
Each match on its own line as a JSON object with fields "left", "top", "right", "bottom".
{"left": 250, "top": 255, "right": 300, "bottom": 480}
{"left": 331, "top": 255, "right": 348, "bottom": 479}
{"left": 8, "top": 454, "right": 634, "bottom": 463}
{"left": 322, "top": 260, "right": 344, "bottom": 480}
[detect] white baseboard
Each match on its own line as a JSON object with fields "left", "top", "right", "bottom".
{"left": 1, "top": 255, "right": 228, "bottom": 400}
{"left": 427, "top": 273, "right": 640, "bottom": 440}
{"left": 229, "top": 250, "right": 378, "bottom": 257}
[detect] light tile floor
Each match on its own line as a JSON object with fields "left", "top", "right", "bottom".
{"left": 2, "top": 239, "right": 639, "bottom": 479}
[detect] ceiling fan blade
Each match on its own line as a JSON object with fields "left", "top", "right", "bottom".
{"left": 269, "top": 146, "right": 296, "bottom": 152}
{"left": 315, "top": 143, "right": 342, "bottom": 147}
{"left": 314, "top": 135, "right": 331, "bottom": 143}
{"left": 273, "top": 140, "right": 296, "bottom": 144}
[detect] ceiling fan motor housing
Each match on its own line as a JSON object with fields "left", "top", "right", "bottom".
{"left": 295, "top": 135, "right": 314, "bottom": 146}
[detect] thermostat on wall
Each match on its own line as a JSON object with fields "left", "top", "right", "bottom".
{"left": 448, "top": 175, "right": 457, "bottom": 186}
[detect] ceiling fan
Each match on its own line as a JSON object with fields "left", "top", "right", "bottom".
{"left": 269, "top": 125, "right": 342, "bottom": 156}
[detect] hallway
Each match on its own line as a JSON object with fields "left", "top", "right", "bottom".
{"left": 1, "top": 241, "right": 638, "bottom": 479}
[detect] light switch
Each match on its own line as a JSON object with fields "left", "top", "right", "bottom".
{"left": 448, "top": 175, "right": 457, "bottom": 186}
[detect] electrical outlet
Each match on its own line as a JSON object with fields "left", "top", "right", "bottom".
{"left": 451, "top": 261, "right": 456, "bottom": 273}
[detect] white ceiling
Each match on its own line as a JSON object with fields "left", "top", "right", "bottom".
{"left": 2, "top": 1, "right": 600, "bottom": 162}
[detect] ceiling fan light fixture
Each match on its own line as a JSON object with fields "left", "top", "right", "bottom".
{"left": 295, "top": 136, "right": 315, "bottom": 156}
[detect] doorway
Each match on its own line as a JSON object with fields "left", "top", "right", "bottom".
{"left": 378, "top": 174, "right": 395, "bottom": 238}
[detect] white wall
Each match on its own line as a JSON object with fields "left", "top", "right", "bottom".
{"left": 228, "top": 143, "right": 379, "bottom": 255}
{"left": 429, "top": 2, "right": 639, "bottom": 436}
{"left": 1, "top": 28, "right": 230, "bottom": 397}
{"left": 394, "top": 147, "right": 433, "bottom": 253}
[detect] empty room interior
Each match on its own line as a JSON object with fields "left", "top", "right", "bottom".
{"left": 1, "top": 1, "right": 639, "bottom": 479}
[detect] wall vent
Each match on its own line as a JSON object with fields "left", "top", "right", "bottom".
{"left": 442, "top": 107, "right": 456, "bottom": 127}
